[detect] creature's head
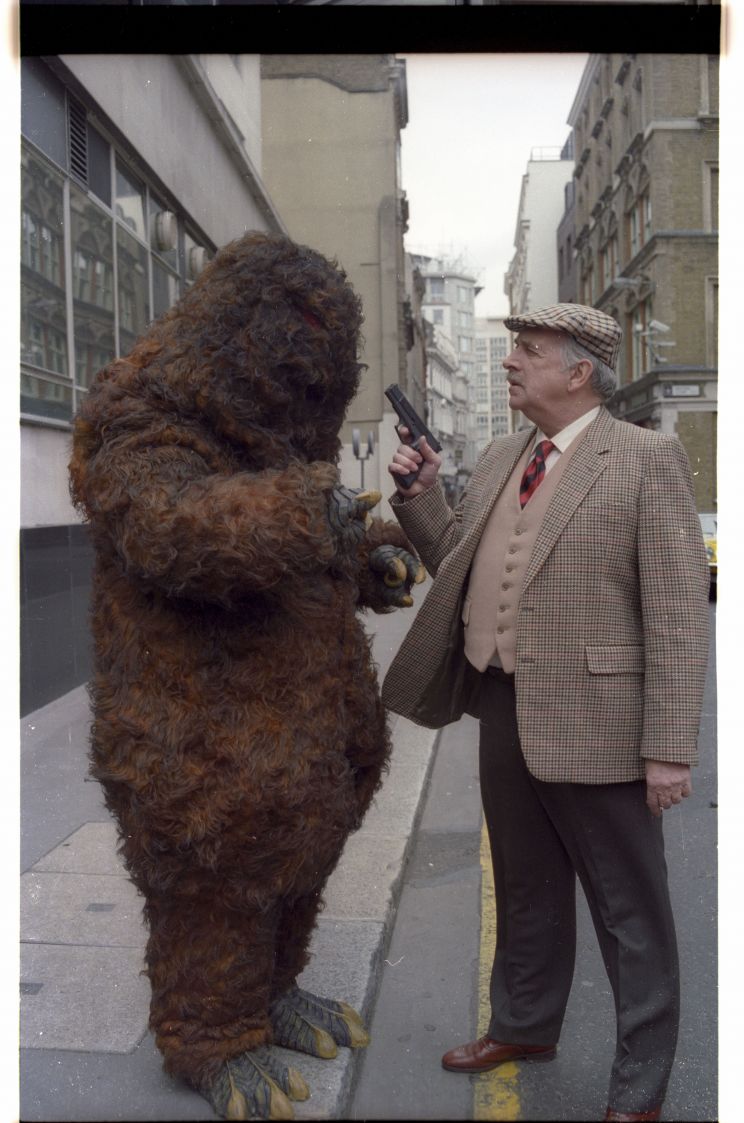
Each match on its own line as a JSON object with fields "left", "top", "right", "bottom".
{"left": 87, "top": 231, "right": 366, "bottom": 466}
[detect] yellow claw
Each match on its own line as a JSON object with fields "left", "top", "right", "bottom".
{"left": 400, "top": 595, "right": 414, "bottom": 607}
{"left": 414, "top": 564, "right": 427, "bottom": 584}
{"left": 383, "top": 557, "right": 407, "bottom": 587}
{"left": 267, "top": 1081, "right": 295, "bottom": 1120}
{"left": 225, "top": 1087, "right": 249, "bottom": 1120}
{"left": 357, "top": 489, "right": 382, "bottom": 510}
{"left": 311, "top": 1027, "right": 338, "bottom": 1059}
{"left": 337, "top": 1002, "right": 371, "bottom": 1047}
{"left": 338, "top": 1000, "right": 365, "bottom": 1027}
{"left": 285, "top": 1067, "right": 310, "bottom": 1102}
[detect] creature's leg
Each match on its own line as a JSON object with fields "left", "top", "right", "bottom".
{"left": 269, "top": 893, "right": 369, "bottom": 1060}
{"left": 144, "top": 882, "right": 310, "bottom": 1120}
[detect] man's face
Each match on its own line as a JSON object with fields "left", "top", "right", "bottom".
{"left": 503, "top": 327, "right": 571, "bottom": 424}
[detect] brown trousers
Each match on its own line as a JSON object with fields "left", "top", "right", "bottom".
{"left": 479, "top": 667, "right": 679, "bottom": 1114}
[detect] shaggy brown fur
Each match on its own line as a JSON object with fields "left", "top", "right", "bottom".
{"left": 68, "top": 232, "right": 419, "bottom": 1116}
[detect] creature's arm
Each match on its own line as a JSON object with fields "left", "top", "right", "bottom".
{"left": 71, "top": 430, "right": 359, "bottom": 606}
{"left": 354, "top": 518, "right": 426, "bottom": 614}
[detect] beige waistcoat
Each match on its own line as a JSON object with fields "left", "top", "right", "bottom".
{"left": 464, "top": 430, "right": 589, "bottom": 674}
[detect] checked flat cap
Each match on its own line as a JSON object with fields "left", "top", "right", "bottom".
{"left": 504, "top": 303, "right": 622, "bottom": 370}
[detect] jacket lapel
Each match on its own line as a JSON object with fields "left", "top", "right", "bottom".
{"left": 523, "top": 408, "right": 615, "bottom": 590}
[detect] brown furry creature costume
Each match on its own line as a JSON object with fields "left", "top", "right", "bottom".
{"left": 68, "top": 231, "right": 423, "bottom": 1120}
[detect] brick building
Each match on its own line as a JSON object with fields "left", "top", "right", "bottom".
{"left": 564, "top": 53, "right": 718, "bottom": 510}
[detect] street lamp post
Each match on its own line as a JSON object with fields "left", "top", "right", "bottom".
{"left": 352, "top": 429, "right": 375, "bottom": 489}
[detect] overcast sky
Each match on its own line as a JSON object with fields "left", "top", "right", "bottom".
{"left": 399, "top": 52, "right": 590, "bottom": 319}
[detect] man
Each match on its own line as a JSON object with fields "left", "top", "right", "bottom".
{"left": 383, "top": 304, "right": 709, "bottom": 1123}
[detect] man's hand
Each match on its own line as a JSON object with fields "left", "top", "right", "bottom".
{"left": 644, "top": 760, "right": 692, "bottom": 817}
{"left": 388, "top": 426, "right": 442, "bottom": 498}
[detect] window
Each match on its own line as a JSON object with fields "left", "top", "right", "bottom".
{"left": 704, "top": 164, "right": 719, "bottom": 232}
{"left": 627, "top": 193, "right": 651, "bottom": 261}
{"left": 70, "top": 185, "right": 116, "bottom": 390}
{"left": 600, "top": 234, "right": 618, "bottom": 293}
{"left": 706, "top": 276, "right": 718, "bottom": 367}
{"left": 429, "top": 278, "right": 444, "bottom": 298}
{"left": 581, "top": 261, "right": 595, "bottom": 305}
{"left": 459, "top": 336, "right": 472, "bottom": 354}
{"left": 431, "top": 308, "right": 444, "bottom": 325}
{"left": 115, "top": 160, "right": 146, "bottom": 240}
{"left": 20, "top": 147, "right": 68, "bottom": 406}
{"left": 21, "top": 136, "right": 209, "bottom": 423}
{"left": 628, "top": 299, "right": 652, "bottom": 382}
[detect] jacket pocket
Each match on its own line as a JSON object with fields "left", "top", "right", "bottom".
{"left": 585, "top": 644, "right": 644, "bottom": 674}
{"left": 462, "top": 596, "right": 471, "bottom": 626}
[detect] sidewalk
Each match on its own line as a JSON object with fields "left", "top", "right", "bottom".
{"left": 20, "top": 586, "right": 437, "bottom": 1121}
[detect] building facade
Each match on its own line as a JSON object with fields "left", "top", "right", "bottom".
{"left": 474, "top": 316, "right": 511, "bottom": 455}
{"left": 413, "top": 252, "right": 481, "bottom": 475}
{"left": 260, "top": 54, "right": 410, "bottom": 514}
{"left": 565, "top": 52, "right": 718, "bottom": 510}
{"left": 20, "top": 53, "right": 284, "bottom": 714}
{"left": 423, "top": 320, "right": 468, "bottom": 506}
{"left": 504, "top": 147, "right": 574, "bottom": 317}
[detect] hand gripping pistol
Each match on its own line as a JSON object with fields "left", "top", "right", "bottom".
{"left": 384, "top": 384, "right": 442, "bottom": 490}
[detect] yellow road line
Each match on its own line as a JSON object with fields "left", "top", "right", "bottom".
{"left": 474, "top": 822, "right": 521, "bottom": 1121}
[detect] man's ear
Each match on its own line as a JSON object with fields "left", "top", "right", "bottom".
{"left": 567, "top": 359, "right": 594, "bottom": 392}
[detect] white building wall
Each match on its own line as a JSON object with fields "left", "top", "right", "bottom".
{"left": 59, "top": 54, "right": 280, "bottom": 250}
{"left": 505, "top": 156, "right": 573, "bottom": 315}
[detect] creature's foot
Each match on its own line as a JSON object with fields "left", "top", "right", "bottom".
{"left": 269, "top": 985, "right": 370, "bottom": 1060}
{"left": 198, "top": 1047, "right": 309, "bottom": 1121}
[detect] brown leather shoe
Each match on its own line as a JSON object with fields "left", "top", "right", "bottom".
{"left": 604, "top": 1106, "right": 662, "bottom": 1122}
{"left": 441, "top": 1035, "right": 557, "bottom": 1073}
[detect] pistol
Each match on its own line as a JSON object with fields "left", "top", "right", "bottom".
{"left": 384, "top": 384, "right": 442, "bottom": 489}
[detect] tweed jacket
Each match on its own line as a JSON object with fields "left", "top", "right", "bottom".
{"left": 381, "top": 407, "right": 710, "bottom": 783}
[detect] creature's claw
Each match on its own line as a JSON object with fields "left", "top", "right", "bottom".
{"left": 199, "top": 1048, "right": 309, "bottom": 1121}
{"left": 327, "top": 486, "right": 381, "bottom": 549}
{"left": 368, "top": 545, "right": 425, "bottom": 607}
{"left": 270, "top": 986, "right": 370, "bottom": 1060}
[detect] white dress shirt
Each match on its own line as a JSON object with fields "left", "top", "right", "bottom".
{"left": 531, "top": 406, "right": 600, "bottom": 474}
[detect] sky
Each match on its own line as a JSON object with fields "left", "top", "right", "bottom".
{"left": 399, "top": 52, "right": 590, "bottom": 319}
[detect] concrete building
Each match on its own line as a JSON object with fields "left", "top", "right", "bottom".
{"left": 474, "top": 316, "right": 511, "bottom": 455}
{"left": 412, "top": 252, "right": 481, "bottom": 475}
{"left": 423, "top": 320, "right": 468, "bottom": 506}
{"left": 557, "top": 136, "right": 579, "bottom": 303}
{"left": 20, "top": 53, "right": 284, "bottom": 714}
{"left": 504, "top": 147, "right": 574, "bottom": 317}
{"left": 260, "top": 55, "right": 410, "bottom": 513}
{"left": 565, "top": 53, "right": 718, "bottom": 510}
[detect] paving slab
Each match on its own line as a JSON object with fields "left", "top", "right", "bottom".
{"left": 32, "top": 821, "right": 126, "bottom": 876}
{"left": 21, "top": 871, "right": 146, "bottom": 947}
{"left": 20, "top": 944, "right": 151, "bottom": 1053}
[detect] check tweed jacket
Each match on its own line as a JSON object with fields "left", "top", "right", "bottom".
{"left": 382, "top": 407, "right": 710, "bottom": 783}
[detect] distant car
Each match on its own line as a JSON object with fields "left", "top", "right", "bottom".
{"left": 698, "top": 513, "right": 717, "bottom": 595}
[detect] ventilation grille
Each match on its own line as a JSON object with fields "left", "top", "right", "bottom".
{"left": 68, "top": 98, "right": 88, "bottom": 184}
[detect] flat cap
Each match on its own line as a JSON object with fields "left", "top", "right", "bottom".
{"left": 504, "top": 303, "right": 622, "bottom": 370}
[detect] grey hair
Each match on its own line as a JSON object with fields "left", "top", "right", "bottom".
{"left": 560, "top": 336, "right": 617, "bottom": 402}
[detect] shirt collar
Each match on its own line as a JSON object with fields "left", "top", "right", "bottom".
{"left": 534, "top": 406, "right": 600, "bottom": 454}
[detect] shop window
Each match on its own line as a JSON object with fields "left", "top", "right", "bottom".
{"left": 70, "top": 185, "right": 115, "bottom": 389}
{"left": 21, "top": 58, "right": 67, "bottom": 170}
{"left": 87, "top": 124, "right": 112, "bottom": 207}
{"left": 115, "top": 160, "right": 147, "bottom": 241}
{"left": 153, "top": 259, "right": 181, "bottom": 320}
{"left": 117, "top": 226, "right": 151, "bottom": 355}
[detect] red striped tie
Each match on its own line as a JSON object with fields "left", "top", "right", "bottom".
{"left": 519, "top": 440, "right": 555, "bottom": 508}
